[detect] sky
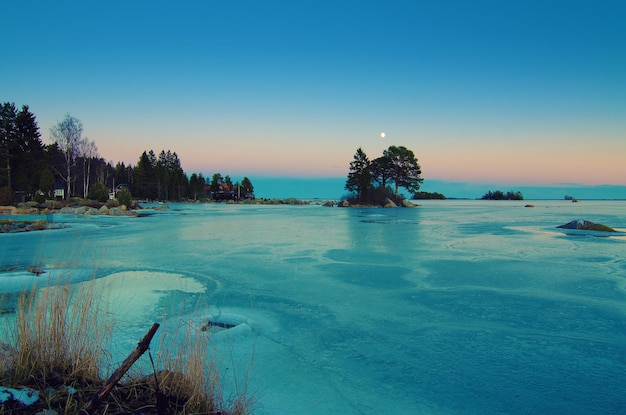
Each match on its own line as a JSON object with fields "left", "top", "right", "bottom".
{"left": 2, "top": 0, "right": 625, "bottom": 199}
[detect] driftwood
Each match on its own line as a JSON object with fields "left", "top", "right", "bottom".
{"left": 82, "top": 322, "right": 160, "bottom": 414}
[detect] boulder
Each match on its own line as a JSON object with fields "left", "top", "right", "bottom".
{"left": 0, "top": 206, "right": 17, "bottom": 214}
{"left": 402, "top": 199, "right": 417, "bottom": 208}
{"left": 383, "top": 198, "right": 397, "bottom": 208}
{"left": 557, "top": 220, "right": 616, "bottom": 232}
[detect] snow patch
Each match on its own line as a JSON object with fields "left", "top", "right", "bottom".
{"left": 0, "top": 387, "right": 39, "bottom": 406}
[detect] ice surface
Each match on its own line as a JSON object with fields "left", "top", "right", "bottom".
{"left": 1, "top": 200, "right": 626, "bottom": 414}
{"left": 90, "top": 270, "right": 207, "bottom": 330}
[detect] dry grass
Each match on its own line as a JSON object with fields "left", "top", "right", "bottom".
{"left": 0, "top": 278, "right": 252, "bottom": 415}
{"left": 12, "top": 282, "right": 108, "bottom": 389}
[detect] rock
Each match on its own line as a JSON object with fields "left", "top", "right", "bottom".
{"left": 556, "top": 220, "right": 616, "bottom": 232}
{"left": 27, "top": 267, "right": 46, "bottom": 276}
{"left": 402, "top": 199, "right": 417, "bottom": 208}
{"left": 15, "top": 207, "right": 38, "bottom": 214}
{"left": 0, "top": 206, "right": 17, "bottom": 214}
{"left": 341, "top": 200, "right": 350, "bottom": 207}
{"left": 525, "top": 204, "right": 535, "bottom": 208}
{"left": 383, "top": 198, "right": 397, "bottom": 208}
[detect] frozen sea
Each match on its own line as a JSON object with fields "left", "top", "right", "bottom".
{"left": 1, "top": 200, "right": 626, "bottom": 414}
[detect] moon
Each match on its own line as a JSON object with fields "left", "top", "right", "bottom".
{"left": 380, "top": 132, "right": 386, "bottom": 138}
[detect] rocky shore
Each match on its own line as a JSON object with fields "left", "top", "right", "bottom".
{"left": 0, "top": 201, "right": 143, "bottom": 233}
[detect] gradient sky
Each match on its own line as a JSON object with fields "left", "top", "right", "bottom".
{"left": 2, "top": 1, "right": 625, "bottom": 194}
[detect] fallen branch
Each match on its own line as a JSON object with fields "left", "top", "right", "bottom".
{"left": 82, "top": 322, "right": 160, "bottom": 414}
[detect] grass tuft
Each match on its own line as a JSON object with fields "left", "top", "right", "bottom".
{"left": 12, "top": 281, "right": 108, "bottom": 389}
{"left": 0, "top": 278, "right": 252, "bottom": 414}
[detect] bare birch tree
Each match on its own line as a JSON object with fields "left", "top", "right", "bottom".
{"left": 79, "top": 137, "right": 98, "bottom": 197}
{"left": 50, "top": 114, "right": 83, "bottom": 199}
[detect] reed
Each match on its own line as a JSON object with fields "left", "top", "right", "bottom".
{"left": 0, "top": 277, "right": 252, "bottom": 414}
{"left": 12, "top": 280, "right": 109, "bottom": 388}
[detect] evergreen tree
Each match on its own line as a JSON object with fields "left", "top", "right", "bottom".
{"left": 1, "top": 103, "right": 45, "bottom": 195}
{"left": 345, "top": 147, "right": 372, "bottom": 203}
{"left": 189, "top": 173, "right": 207, "bottom": 200}
{"left": 38, "top": 168, "right": 55, "bottom": 199}
{"left": 371, "top": 155, "right": 393, "bottom": 189}
{"left": 134, "top": 151, "right": 156, "bottom": 199}
{"left": 0, "top": 102, "right": 17, "bottom": 189}
{"left": 114, "top": 162, "right": 129, "bottom": 186}
{"left": 44, "top": 143, "right": 65, "bottom": 194}
{"left": 14, "top": 105, "right": 45, "bottom": 193}
{"left": 210, "top": 173, "right": 223, "bottom": 192}
{"left": 189, "top": 173, "right": 199, "bottom": 200}
{"left": 241, "top": 177, "right": 254, "bottom": 193}
{"left": 155, "top": 150, "right": 186, "bottom": 200}
{"left": 87, "top": 182, "right": 109, "bottom": 202}
{"left": 170, "top": 152, "right": 187, "bottom": 200}
{"left": 198, "top": 173, "right": 206, "bottom": 196}
{"left": 116, "top": 187, "right": 132, "bottom": 207}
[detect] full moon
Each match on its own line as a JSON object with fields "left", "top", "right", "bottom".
{"left": 380, "top": 132, "right": 386, "bottom": 138}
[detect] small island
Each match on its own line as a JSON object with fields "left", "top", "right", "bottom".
{"left": 480, "top": 190, "right": 524, "bottom": 200}
{"left": 342, "top": 146, "right": 424, "bottom": 207}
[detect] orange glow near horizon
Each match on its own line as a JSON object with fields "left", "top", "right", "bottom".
{"left": 90, "top": 122, "right": 625, "bottom": 186}
{"left": 414, "top": 138, "right": 626, "bottom": 186}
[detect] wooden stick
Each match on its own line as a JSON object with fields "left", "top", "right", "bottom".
{"left": 82, "top": 322, "right": 160, "bottom": 414}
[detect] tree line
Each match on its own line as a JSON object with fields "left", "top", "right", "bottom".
{"left": 345, "top": 145, "right": 423, "bottom": 205}
{"left": 0, "top": 102, "right": 254, "bottom": 204}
